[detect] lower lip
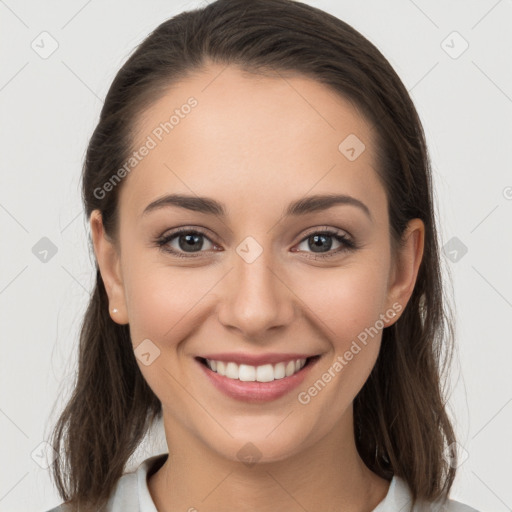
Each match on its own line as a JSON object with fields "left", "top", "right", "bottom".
{"left": 196, "top": 357, "right": 320, "bottom": 402}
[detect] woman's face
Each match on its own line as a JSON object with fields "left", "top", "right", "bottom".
{"left": 92, "top": 64, "right": 423, "bottom": 463}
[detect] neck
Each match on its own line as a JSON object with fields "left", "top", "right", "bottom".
{"left": 147, "top": 412, "right": 390, "bottom": 512}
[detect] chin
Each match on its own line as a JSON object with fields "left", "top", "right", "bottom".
{"left": 195, "top": 419, "right": 316, "bottom": 466}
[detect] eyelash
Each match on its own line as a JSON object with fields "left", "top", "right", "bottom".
{"left": 155, "top": 226, "right": 358, "bottom": 260}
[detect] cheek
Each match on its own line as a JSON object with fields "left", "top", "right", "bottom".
{"left": 296, "top": 266, "right": 389, "bottom": 409}
{"left": 292, "top": 258, "right": 390, "bottom": 347}
{"left": 122, "top": 263, "right": 212, "bottom": 415}
{"left": 124, "top": 266, "right": 209, "bottom": 346}
{"left": 288, "top": 259, "right": 391, "bottom": 439}
{"left": 119, "top": 228, "right": 209, "bottom": 340}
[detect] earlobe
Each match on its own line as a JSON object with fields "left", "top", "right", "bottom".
{"left": 384, "top": 218, "right": 425, "bottom": 326}
{"left": 90, "top": 210, "right": 129, "bottom": 325}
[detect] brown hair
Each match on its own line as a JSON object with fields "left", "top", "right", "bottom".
{"left": 50, "top": 0, "right": 457, "bottom": 509}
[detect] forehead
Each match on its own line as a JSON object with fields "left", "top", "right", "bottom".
{"left": 120, "top": 64, "right": 384, "bottom": 220}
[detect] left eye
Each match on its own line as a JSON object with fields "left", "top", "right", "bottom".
{"left": 294, "top": 230, "right": 355, "bottom": 256}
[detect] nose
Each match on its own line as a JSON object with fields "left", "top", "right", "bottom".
{"left": 216, "top": 245, "right": 296, "bottom": 340}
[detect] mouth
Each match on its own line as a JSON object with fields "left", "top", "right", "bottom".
{"left": 194, "top": 354, "right": 322, "bottom": 402}
{"left": 195, "top": 355, "right": 321, "bottom": 382}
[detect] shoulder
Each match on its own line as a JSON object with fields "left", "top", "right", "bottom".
{"left": 414, "top": 498, "right": 481, "bottom": 512}
{"left": 374, "top": 475, "right": 482, "bottom": 512}
{"left": 44, "top": 472, "right": 138, "bottom": 512}
{"left": 45, "top": 505, "right": 72, "bottom": 512}
{"left": 43, "top": 470, "right": 138, "bottom": 512}
{"left": 45, "top": 453, "right": 167, "bottom": 512}
{"left": 440, "top": 500, "right": 481, "bottom": 512}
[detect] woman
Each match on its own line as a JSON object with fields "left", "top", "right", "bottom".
{"left": 47, "top": 0, "right": 480, "bottom": 510}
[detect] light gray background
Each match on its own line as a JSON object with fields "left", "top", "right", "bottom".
{"left": 1, "top": 1, "right": 511, "bottom": 511}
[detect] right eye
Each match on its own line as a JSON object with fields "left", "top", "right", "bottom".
{"left": 155, "top": 228, "right": 219, "bottom": 258}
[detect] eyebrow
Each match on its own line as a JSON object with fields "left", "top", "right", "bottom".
{"left": 141, "top": 193, "right": 372, "bottom": 221}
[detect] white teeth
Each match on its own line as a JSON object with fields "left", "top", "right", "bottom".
{"left": 274, "top": 362, "right": 285, "bottom": 379}
{"left": 239, "top": 364, "right": 256, "bottom": 381}
{"left": 285, "top": 360, "right": 296, "bottom": 377}
{"left": 206, "top": 358, "right": 307, "bottom": 382}
{"left": 225, "top": 362, "right": 239, "bottom": 379}
{"left": 256, "top": 364, "right": 274, "bottom": 382}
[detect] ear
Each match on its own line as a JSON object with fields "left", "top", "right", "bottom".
{"left": 384, "top": 218, "right": 425, "bottom": 326}
{"left": 90, "top": 209, "right": 129, "bottom": 325}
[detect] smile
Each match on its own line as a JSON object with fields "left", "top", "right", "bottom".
{"left": 195, "top": 355, "right": 321, "bottom": 402}
{"left": 204, "top": 358, "right": 308, "bottom": 382}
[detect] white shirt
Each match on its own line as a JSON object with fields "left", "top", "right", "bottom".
{"left": 48, "top": 453, "right": 480, "bottom": 511}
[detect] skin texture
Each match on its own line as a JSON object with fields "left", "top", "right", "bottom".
{"left": 90, "top": 64, "right": 424, "bottom": 512}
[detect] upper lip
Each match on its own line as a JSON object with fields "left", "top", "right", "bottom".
{"left": 197, "top": 352, "right": 318, "bottom": 366}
